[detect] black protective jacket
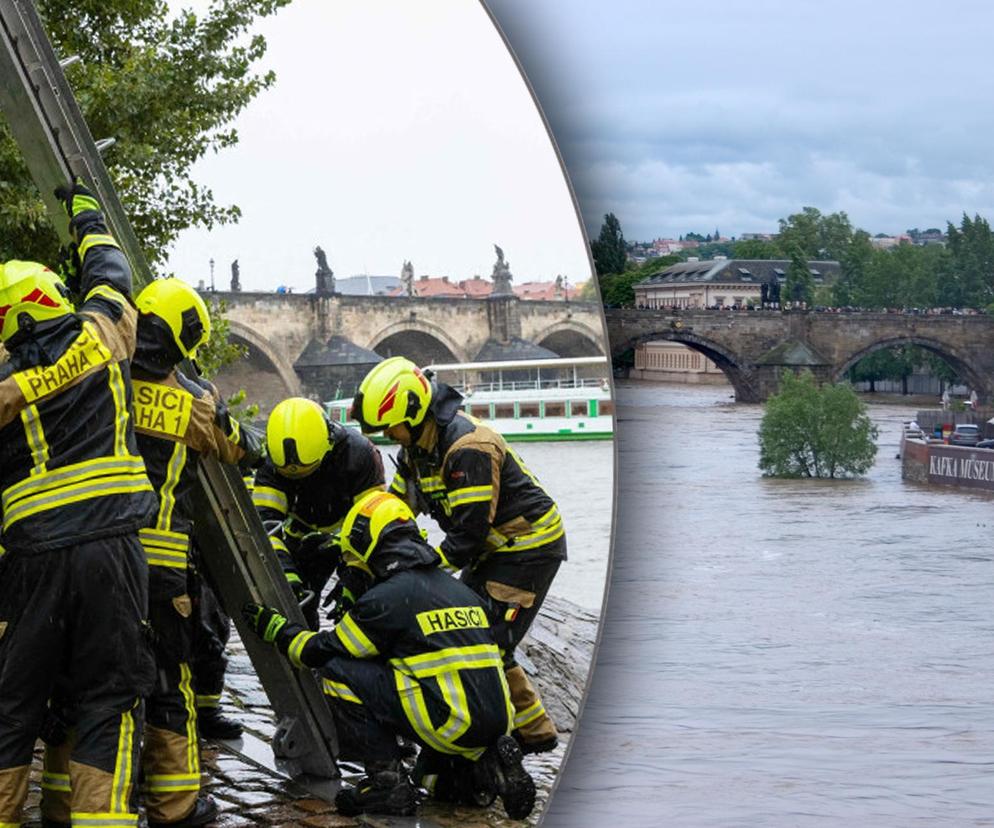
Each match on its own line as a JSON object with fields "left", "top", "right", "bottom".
{"left": 133, "top": 367, "right": 261, "bottom": 599}
{"left": 0, "top": 212, "right": 156, "bottom": 552}
{"left": 285, "top": 522, "right": 512, "bottom": 759}
{"left": 252, "top": 423, "right": 384, "bottom": 573}
{"left": 389, "top": 384, "right": 565, "bottom": 570}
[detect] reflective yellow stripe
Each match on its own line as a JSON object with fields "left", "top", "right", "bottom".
{"left": 447, "top": 484, "right": 493, "bottom": 507}
{"left": 335, "top": 613, "right": 379, "bottom": 658}
{"left": 41, "top": 771, "right": 71, "bottom": 792}
{"left": 227, "top": 416, "right": 241, "bottom": 446}
{"left": 2, "top": 472, "right": 151, "bottom": 530}
{"left": 420, "top": 475, "right": 446, "bottom": 493}
{"left": 436, "top": 670, "right": 471, "bottom": 743}
{"left": 71, "top": 814, "right": 139, "bottom": 827}
{"left": 111, "top": 707, "right": 136, "bottom": 813}
{"left": 394, "top": 671, "right": 484, "bottom": 760}
{"left": 270, "top": 535, "right": 289, "bottom": 554}
{"left": 390, "top": 643, "right": 503, "bottom": 679}
{"left": 0, "top": 822, "right": 21, "bottom": 828}
{"left": 196, "top": 694, "right": 221, "bottom": 708}
{"left": 3, "top": 454, "right": 145, "bottom": 506}
{"left": 83, "top": 284, "right": 126, "bottom": 306}
{"left": 252, "top": 486, "right": 288, "bottom": 514}
{"left": 20, "top": 404, "right": 49, "bottom": 475}
{"left": 389, "top": 472, "right": 407, "bottom": 495}
{"left": 143, "top": 773, "right": 201, "bottom": 792}
{"left": 288, "top": 630, "right": 317, "bottom": 668}
{"left": 322, "top": 678, "right": 363, "bottom": 704}
{"left": 107, "top": 362, "right": 130, "bottom": 457}
{"left": 13, "top": 321, "right": 112, "bottom": 403}
{"left": 179, "top": 663, "right": 198, "bottom": 775}
{"left": 140, "top": 527, "right": 189, "bottom": 569}
{"left": 489, "top": 505, "right": 564, "bottom": 553}
{"left": 155, "top": 443, "right": 187, "bottom": 531}
{"left": 78, "top": 233, "right": 121, "bottom": 259}
{"left": 514, "top": 698, "right": 546, "bottom": 728}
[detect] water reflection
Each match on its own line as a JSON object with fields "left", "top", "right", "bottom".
{"left": 546, "top": 382, "right": 994, "bottom": 827}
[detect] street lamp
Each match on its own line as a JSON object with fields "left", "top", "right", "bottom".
{"left": 209, "top": 258, "right": 215, "bottom": 292}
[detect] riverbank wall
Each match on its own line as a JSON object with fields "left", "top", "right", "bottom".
{"left": 901, "top": 437, "right": 994, "bottom": 491}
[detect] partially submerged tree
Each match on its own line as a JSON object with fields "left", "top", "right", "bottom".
{"left": 759, "top": 370, "right": 878, "bottom": 479}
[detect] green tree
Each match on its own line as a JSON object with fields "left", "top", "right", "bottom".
{"left": 591, "top": 213, "right": 627, "bottom": 277}
{"left": 943, "top": 213, "right": 994, "bottom": 307}
{"left": 758, "top": 370, "right": 878, "bottom": 479}
{"left": 0, "top": 0, "right": 290, "bottom": 267}
{"left": 734, "top": 238, "right": 783, "bottom": 259}
{"left": 599, "top": 254, "right": 680, "bottom": 307}
{"left": 784, "top": 246, "right": 814, "bottom": 306}
{"left": 777, "top": 207, "right": 857, "bottom": 261}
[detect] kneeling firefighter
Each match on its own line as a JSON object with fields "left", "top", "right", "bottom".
{"left": 242, "top": 490, "right": 536, "bottom": 820}
{"left": 351, "top": 357, "right": 564, "bottom": 754}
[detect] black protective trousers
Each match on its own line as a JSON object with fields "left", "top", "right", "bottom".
{"left": 0, "top": 533, "right": 153, "bottom": 827}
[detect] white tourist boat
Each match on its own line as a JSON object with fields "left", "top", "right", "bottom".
{"left": 326, "top": 356, "right": 614, "bottom": 442}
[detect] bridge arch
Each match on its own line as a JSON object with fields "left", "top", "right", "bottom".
{"left": 835, "top": 335, "right": 991, "bottom": 398}
{"left": 532, "top": 320, "right": 605, "bottom": 357}
{"left": 225, "top": 320, "right": 302, "bottom": 397}
{"left": 366, "top": 320, "right": 470, "bottom": 364}
{"left": 619, "top": 328, "right": 759, "bottom": 402}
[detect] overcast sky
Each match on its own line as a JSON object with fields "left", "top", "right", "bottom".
{"left": 165, "top": 0, "right": 589, "bottom": 292}
{"left": 487, "top": 0, "right": 994, "bottom": 243}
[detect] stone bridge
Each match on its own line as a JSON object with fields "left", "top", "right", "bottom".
{"left": 207, "top": 291, "right": 606, "bottom": 406}
{"left": 606, "top": 308, "right": 994, "bottom": 403}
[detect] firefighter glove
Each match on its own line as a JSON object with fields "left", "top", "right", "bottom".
{"left": 54, "top": 177, "right": 101, "bottom": 220}
{"left": 56, "top": 242, "right": 82, "bottom": 295}
{"left": 242, "top": 603, "right": 288, "bottom": 644}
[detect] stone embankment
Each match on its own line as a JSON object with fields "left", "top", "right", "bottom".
{"left": 22, "top": 594, "right": 599, "bottom": 828}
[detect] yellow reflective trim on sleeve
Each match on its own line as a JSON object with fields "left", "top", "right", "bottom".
{"left": 420, "top": 475, "right": 446, "bottom": 493}
{"left": 270, "top": 536, "right": 289, "bottom": 555}
{"left": 252, "top": 486, "right": 288, "bottom": 514}
{"left": 155, "top": 443, "right": 187, "bottom": 532}
{"left": 389, "top": 472, "right": 407, "bottom": 495}
{"left": 288, "top": 630, "right": 318, "bottom": 668}
{"left": 446, "top": 484, "right": 492, "bottom": 507}
{"left": 488, "top": 505, "right": 565, "bottom": 553}
{"left": 20, "top": 404, "right": 49, "bottom": 475}
{"left": 77, "top": 232, "right": 121, "bottom": 259}
{"left": 335, "top": 613, "right": 379, "bottom": 658}
{"left": 83, "top": 284, "right": 126, "bottom": 307}
{"left": 322, "top": 678, "right": 363, "bottom": 704}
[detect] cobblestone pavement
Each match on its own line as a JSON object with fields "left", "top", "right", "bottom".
{"left": 21, "top": 596, "right": 593, "bottom": 827}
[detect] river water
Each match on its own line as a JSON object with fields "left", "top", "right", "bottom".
{"left": 545, "top": 382, "right": 994, "bottom": 827}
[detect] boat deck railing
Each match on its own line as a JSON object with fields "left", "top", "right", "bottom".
{"left": 449, "top": 377, "right": 607, "bottom": 394}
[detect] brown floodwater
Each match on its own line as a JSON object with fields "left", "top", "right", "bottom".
{"left": 544, "top": 382, "right": 994, "bottom": 827}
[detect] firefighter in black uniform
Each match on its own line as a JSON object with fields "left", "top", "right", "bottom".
{"left": 242, "top": 490, "right": 535, "bottom": 820}
{"left": 351, "top": 357, "right": 564, "bottom": 754}
{"left": 128, "top": 277, "right": 261, "bottom": 825}
{"left": 38, "top": 278, "right": 262, "bottom": 827}
{"left": 251, "top": 397, "right": 385, "bottom": 627}
{"left": 0, "top": 180, "right": 157, "bottom": 828}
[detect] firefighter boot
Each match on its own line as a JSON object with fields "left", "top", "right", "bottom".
{"left": 148, "top": 793, "right": 218, "bottom": 828}
{"left": 196, "top": 706, "right": 243, "bottom": 740}
{"left": 335, "top": 767, "right": 420, "bottom": 817}
{"left": 505, "top": 664, "right": 558, "bottom": 754}
{"left": 481, "top": 735, "right": 536, "bottom": 820}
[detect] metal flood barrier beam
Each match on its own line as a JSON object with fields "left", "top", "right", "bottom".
{"left": 0, "top": 0, "right": 340, "bottom": 786}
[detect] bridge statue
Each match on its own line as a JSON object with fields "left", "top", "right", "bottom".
{"left": 491, "top": 243, "right": 513, "bottom": 296}
{"left": 400, "top": 260, "right": 414, "bottom": 296}
{"left": 230, "top": 259, "right": 241, "bottom": 292}
{"left": 314, "top": 245, "right": 335, "bottom": 295}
